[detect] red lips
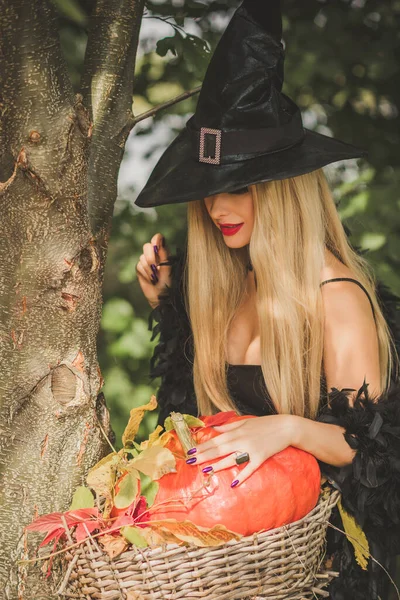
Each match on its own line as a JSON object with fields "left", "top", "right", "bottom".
{"left": 219, "top": 223, "right": 244, "bottom": 236}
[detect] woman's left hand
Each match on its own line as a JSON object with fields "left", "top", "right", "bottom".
{"left": 186, "top": 414, "right": 297, "bottom": 487}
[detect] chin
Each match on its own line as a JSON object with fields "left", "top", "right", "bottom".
{"left": 223, "top": 236, "right": 250, "bottom": 249}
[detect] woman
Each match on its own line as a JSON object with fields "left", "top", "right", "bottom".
{"left": 135, "top": 1, "right": 400, "bottom": 597}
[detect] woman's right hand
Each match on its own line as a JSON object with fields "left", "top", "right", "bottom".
{"left": 136, "top": 233, "right": 172, "bottom": 308}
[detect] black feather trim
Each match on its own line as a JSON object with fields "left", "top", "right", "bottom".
{"left": 317, "top": 382, "right": 400, "bottom": 599}
{"left": 147, "top": 248, "right": 197, "bottom": 425}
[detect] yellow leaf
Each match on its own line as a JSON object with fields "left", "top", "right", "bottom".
{"left": 99, "top": 534, "right": 129, "bottom": 559}
{"left": 139, "top": 425, "right": 164, "bottom": 450}
{"left": 130, "top": 446, "right": 176, "bottom": 480}
{"left": 147, "top": 519, "right": 241, "bottom": 547}
{"left": 122, "top": 396, "right": 157, "bottom": 447}
{"left": 86, "top": 452, "right": 119, "bottom": 500}
{"left": 338, "top": 498, "right": 370, "bottom": 570}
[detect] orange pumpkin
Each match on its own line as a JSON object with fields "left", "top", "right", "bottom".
{"left": 149, "top": 412, "right": 321, "bottom": 536}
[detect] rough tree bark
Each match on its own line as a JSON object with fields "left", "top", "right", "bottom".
{"left": 0, "top": 0, "right": 145, "bottom": 597}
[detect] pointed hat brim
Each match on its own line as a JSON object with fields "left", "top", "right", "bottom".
{"left": 134, "top": 128, "right": 367, "bottom": 208}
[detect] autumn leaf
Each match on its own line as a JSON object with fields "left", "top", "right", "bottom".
{"left": 69, "top": 486, "right": 94, "bottom": 510}
{"left": 338, "top": 498, "right": 370, "bottom": 570}
{"left": 139, "top": 474, "right": 159, "bottom": 508}
{"left": 26, "top": 508, "right": 102, "bottom": 547}
{"left": 114, "top": 471, "right": 140, "bottom": 509}
{"left": 164, "top": 414, "right": 205, "bottom": 431}
{"left": 99, "top": 534, "right": 129, "bottom": 559}
{"left": 121, "top": 526, "right": 149, "bottom": 548}
{"left": 139, "top": 425, "right": 164, "bottom": 450}
{"left": 122, "top": 396, "right": 157, "bottom": 447}
{"left": 86, "top": 452, "right": 119, "bottom": 500}
{"left": 146, "top": 519, "right": 241, "bottom": 547}
{"left": 129, "top": 446, "right": 176, "bottom": 480}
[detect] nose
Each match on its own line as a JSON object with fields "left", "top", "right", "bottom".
{"left": 206, "top": 193, "right": 231, "bottom": 219}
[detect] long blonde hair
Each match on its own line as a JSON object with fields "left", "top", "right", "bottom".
{"left": 186, "top": 169, "right": 397, "bottom": 418}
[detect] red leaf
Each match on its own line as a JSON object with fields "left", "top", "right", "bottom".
{"left": 39, "top": 529, "right": 65, "bottom": 548}
{"left": 74, "top": 520, "right": 100, "bottom": 543}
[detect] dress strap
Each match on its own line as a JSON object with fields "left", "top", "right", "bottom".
{"left": 320, "top": 277, "right": 375, "bottom": 320}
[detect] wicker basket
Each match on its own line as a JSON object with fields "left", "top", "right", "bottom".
{"left": 58, "top": 487, "right": 340, "bottom": 600}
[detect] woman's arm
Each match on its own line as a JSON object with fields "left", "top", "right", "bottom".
{"left": 290, "top": 279, "right": 382, "bottom": 467}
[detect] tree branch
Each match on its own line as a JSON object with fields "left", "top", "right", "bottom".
{"left": 133, "top": 85, "right": 201, "bottom": 126}
{"left": 117, "top": 85, "right": 201, "bottom": 142}
{"left": 80, "top": 0, "right": 146, "bottom": 240}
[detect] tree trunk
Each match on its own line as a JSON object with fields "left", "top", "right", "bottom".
{"left": 0, "top": 0, "right": 145, "bottom": 596}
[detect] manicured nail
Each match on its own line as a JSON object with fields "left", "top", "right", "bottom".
{"left": 186, "top": 457, "right": 197, "bottom": 465}
{"left": 150, "top": 273, "right": 158, "bottom": 285}
{"left": 231, "top": 479, "right": 239, "bottom": 488}
{"left": 153, "top": 245, "right": 159, "bottom": 255}
{"left": 150, "top": 264, "right": 158, "bottom": 276}
{"left": 202, "top": 466, "right": 213, "bottom": 474}
{"left": 187, "top": 448, "right": 197, "bottom": 455}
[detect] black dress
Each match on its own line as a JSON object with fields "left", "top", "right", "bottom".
{"left": 148, "top": 249, "right": 400, "bottom": 600}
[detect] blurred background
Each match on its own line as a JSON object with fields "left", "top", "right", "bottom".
{"left": 54, "top": 0, "right": 400, "bottom": 444}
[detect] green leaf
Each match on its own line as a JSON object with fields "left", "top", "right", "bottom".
{"left": 140, "top": 473, "right": 159, "bottom": 508}
{"left": 121, "top": 526, "right": 149, "bottom": 548}
{"left": 164, "top": 414, "right": 205, "bottom": 431}
{"left": 69, "top": 486, "right": 95, "bottom": 510}
{"left": 114, "top": 471, "right": 140, "bottom": 509}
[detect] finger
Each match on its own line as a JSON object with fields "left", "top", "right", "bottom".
{"left": 136, "top": 261, "right": 154, "bottom": 286}
{"left": 139, "top": 254, "right": 156, "bottom": 282}
{"left": 188, "top": 443, "right": 237, "bottom": 465}
{"left": 143, "top": 242, "right": 158, "bottom": 271}
{"left": 151, "top": 232, "right": 169, "bottom": 263}
{"left": 202, "top": 453, "right": 237, "bottom": 474}
{"left": 230, "top": 461, "right": 259, "bottom": 487}
{"left": 213, "top": 421, "right": 245, "bottom": 433}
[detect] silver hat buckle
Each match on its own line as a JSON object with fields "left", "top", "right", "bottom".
{"left": 199, "top": 127, "right": 222, "bottom": 165}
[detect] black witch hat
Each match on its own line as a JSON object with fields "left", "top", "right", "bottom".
{"left": 135, "top": 0, "right": 366, "bottom": 208}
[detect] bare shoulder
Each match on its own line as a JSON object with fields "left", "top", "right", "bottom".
{"left": 320, "top": 251, "right": 380, "bottom": 396}
{"left": 320, "top": 250, "right": 374, "bottom": 324}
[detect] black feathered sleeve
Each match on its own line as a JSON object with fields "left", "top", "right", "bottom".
{"left": 316, "top": 281, "right": 400, "bottom": 599}
{"left": 147, "top": 247, "right": 198, "bottom": 426}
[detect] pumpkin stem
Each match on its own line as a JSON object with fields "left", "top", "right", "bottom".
{"left": 170, "top": 412, "right": 196, "bottom": 453}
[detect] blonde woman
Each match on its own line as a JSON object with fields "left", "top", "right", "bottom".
{"left": 135, "top": 1, "right": 400, "bottom": 598}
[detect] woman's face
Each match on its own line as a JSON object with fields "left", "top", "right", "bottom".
{"left": 203, "top": 187, "right": 254, "bottom": 249}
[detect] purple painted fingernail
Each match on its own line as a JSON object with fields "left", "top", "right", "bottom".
{"left": 150, "top": 273, "right": 158, "bottom": 285}
{"left": 150, "top": 264, "right": 158, "bottom": 276}
{"left": 202, "top": 466, "right": 213, "bottom": 474}
{"left": 231, "top": 479, "right": 239, "bottom": 488}
{"left": 186, "top": 457, "right": 197, "bottom": 465}
{"left": 153, "top": 245, "right": 159, "bottom": 255}
{"left": 187, "top": 448, "right": 197, "bottom": 455}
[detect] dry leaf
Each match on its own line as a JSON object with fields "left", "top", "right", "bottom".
{"left": 147, "top": 519, "right": 241, "bottom": 547}
{"left": 338, "top": 498, "right": 370, "bottom": 570}
{"left": 99, "top": 534, "right": 129, "bottom": 559}
{"left": 86, "top": 452, "right": 119, "bottom": 500}
{"left": 122, "top": 396, "right": 157, "bottom": 447}
{"left": 140, "top": 425, "right": 164, "bottom": 450}
{"left": 129, "top": 446, "right": 176, "bottom": 480}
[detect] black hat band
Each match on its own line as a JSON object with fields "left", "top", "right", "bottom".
{"left": 188, "top": 109, "right": 305, "bottom": 166}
